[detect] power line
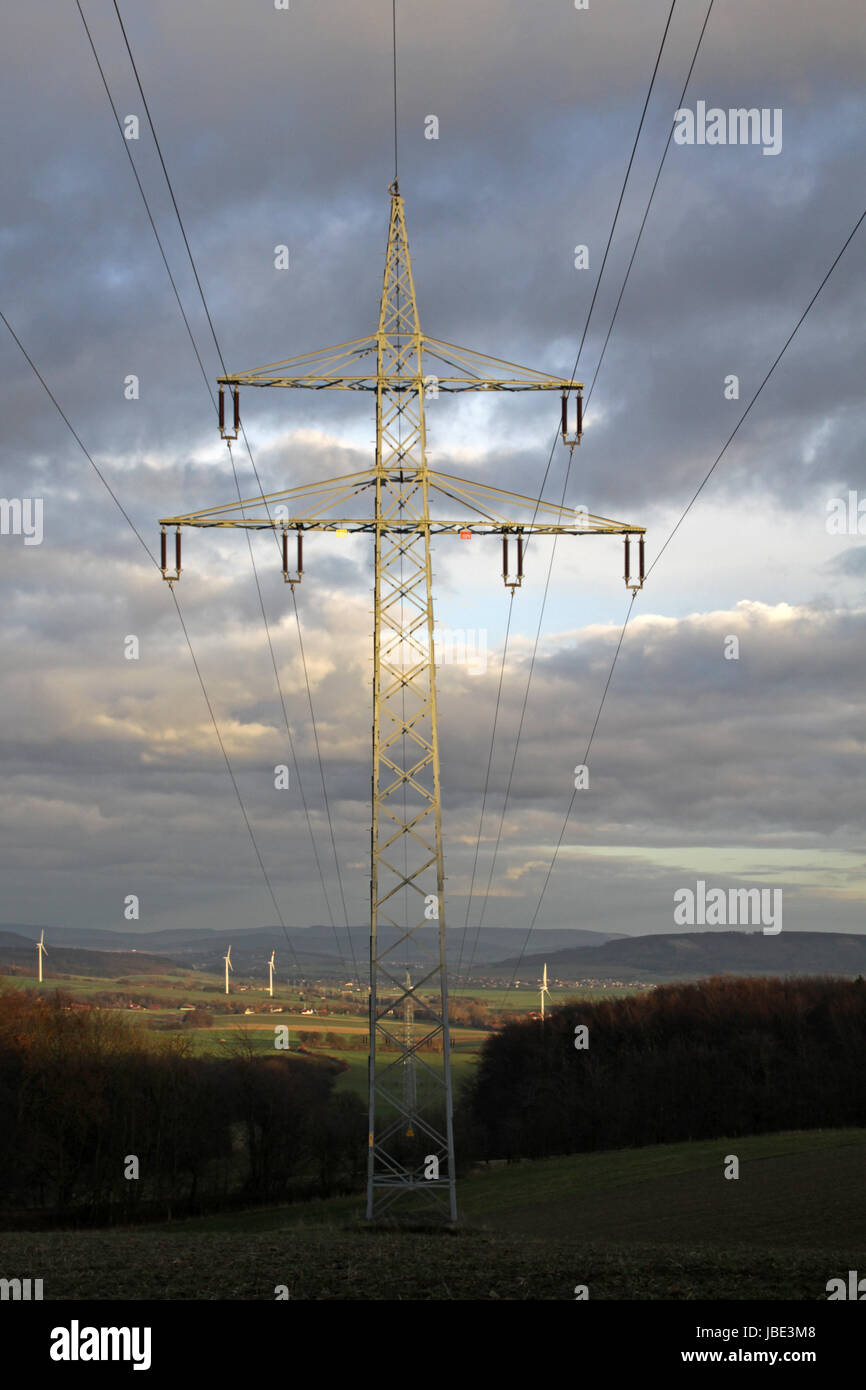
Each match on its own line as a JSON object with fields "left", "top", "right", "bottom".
{"left": 392, "top": 0, "right": 399, "bottom": 184}
{"left": 584, "top": 0, "right": 715, "bottom": 414}
{"left": 647, "top": 200, "right": 866, "bottom": 578}
{"left": 505, "top": 592, "right": 636, "bottom": 992}
{"left": 91, "top": 1, "right": 359, "bottom": 980}
{"left": 111, "top": 0, "right": 226, "bottom": 378}
{"left": 169, "top": 588, "right": 303, "bottom": 955}
{"left": 74, "top": 1, "right": 217, "bottom": 411}
{"left": 505, "top": 194, "right": 866, "bottom": 986}
{"left": 453, "top": 591, "right": 515, "bottom": 984}
{"left": 0, "top": 307, "right": 304, "bottom": 975}
{"left": 464, "top": 451, "right": 576, "bottom": 982}
{"left": 458, "top": 0, "right": 678, "bottom": 974}
{"left": 574, "top": 0, "right": 676, "bottom": 370}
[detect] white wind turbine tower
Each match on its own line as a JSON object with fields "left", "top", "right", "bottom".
{"left": 268, "top": 950, "right": 275, "bottom": 999}
{"left": 540, "top": 963, "right": 550, "bottom": 1022}
{"left": 37, "top": 930, "right": 47, "bottom": 984}
{"left": 223, "top": 945, "right": 233, "bottom": 995}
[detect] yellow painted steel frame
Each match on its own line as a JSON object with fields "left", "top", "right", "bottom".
{"left": 158, "top": 184, "right": 646, "bottom": 1221}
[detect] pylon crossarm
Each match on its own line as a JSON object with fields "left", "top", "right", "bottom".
{"left": 218, "top": 333, "right": 584, "bottom": 395}
{"left": 218, "top": 336, "right": 378, "bottom": 389}
{"left": 161, "top": 471, "right": 644, "bottom": 535}
{"left": 158, "top": 469, "right": 377, "bottom": 526}
{"left": 422, "top": 335, "right": 583, "bottom": 392}
{"left": 428, "top": 471, "right": 644, "bottom": 533}
{"left": 161, "top": 515, "right": 643, "bottom": 535}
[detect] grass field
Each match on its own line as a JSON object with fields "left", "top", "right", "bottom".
{"left": 449, "top": 984, "right": 649, "bottom": 1009}
{"left": 7, "top": 1128, "right": 864, "bottom": 1300}
{"left": 317, "top": 1046, "right": 480, "bottom": 1099}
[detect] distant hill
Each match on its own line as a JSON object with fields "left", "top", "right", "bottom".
{"left": 0, "top": 924, "right": 624, "bottom": 977}
{"left": 489, "top": 931, "right": 866, "bottom": 982}
{"left": 0, "top": 933, "right": 181, "bottom": 979}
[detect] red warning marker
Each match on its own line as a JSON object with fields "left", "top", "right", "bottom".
{"left": 459, "top": 529, "right": 471, "bottom": 539}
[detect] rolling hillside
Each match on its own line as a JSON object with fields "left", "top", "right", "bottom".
{"left": 0, "top": 932, "right": 180, "bottom": 978}
{"left": 6, "top": 1129, "right": 864, "bottom": 1300}
{"left": 492, "top": 930, "right": 866, "bottom": 981}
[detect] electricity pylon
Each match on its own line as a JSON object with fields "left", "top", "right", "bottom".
{"left": 159, "top": 181, "right": 645, "bottom": 1222}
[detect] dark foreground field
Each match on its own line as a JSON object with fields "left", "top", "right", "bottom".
{"left": 6, "top": 1128, "right": 865, "bottom": 1300}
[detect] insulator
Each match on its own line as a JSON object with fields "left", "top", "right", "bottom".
{"left": 160, "top": 529, "right": 167, "bottom": 572}
{"left": 516, "top": 534, "right": 524, "bottom": 579}
{"left": 218, "top": 387, "right": 225, "bottom": 431}
{"left": 624, "top": 535, "right": 631, "bottom": 584}
{"left": 282, "top": 529, "right": 304, "bottom": 585}
{"left": 175, "top": 529, "right": 182, "bottom": 573}
{"left": 576, "top": 392, "right": 583, "bottom": 437}
{"left": 502, "top": 536, "right": 509, "bottom": 579}
{"left": 233, "top": 388, "right": 240, "bottom": 432}
{"left": 638, "top": 535, "right": 645, "bottom": 583}
{"left": 561, "top": 394, "right": 568, "bottom": 438}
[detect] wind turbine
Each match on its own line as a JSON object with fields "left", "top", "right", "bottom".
{"left": 540, "top": 963, "right": 550, "bottom": 1022}
{"left": 37, "top": 930, "right": 47, "bottom": 984}
{"left": 223, "top": 945, "right": 233, "bottom": 995}
{"left": 268, "top": 950, "right": 275, "bottom": 998}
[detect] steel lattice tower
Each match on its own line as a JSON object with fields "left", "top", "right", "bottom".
{"left": 159, "top": 181, "right": 645, "bottom": 1222}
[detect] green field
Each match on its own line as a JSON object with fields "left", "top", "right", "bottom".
{"left": 4, "top": 972, "right": 645, "bottom": 1012}
{"left": 449, "top": 984, "right": 649, "bottom": 1009}
{"left": 7, "top": 1128, "right": 864, "bottom": 1299}
{"left": 318, "top": 1046, "right": 480, "bottom": 1099}
{"left": 174, "top": 1036, "right": 481, "bottom": 1100}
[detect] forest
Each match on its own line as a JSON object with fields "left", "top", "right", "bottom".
{"left": 0, "top": 989, "right": 364, "bottom": 1226}
{"left": 460, "top": 975, "right": 866, "bottom": 1160}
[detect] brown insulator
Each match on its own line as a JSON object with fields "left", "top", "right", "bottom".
{"left": 160, "top": 529, "right": 167, "bottom": 571}
{"left": 638, "top": 535, "right": 645, "bottom": 582}
{"left": 624, "top": 535, "right": 631, "bottom": 584}
{"left": 175, "top": 529, "right": 182, "bottom": 573}
{"left": 233, "top": 388, "right": 240, "bottom": 432}
{"left": 218, "top": 388, "right": 225, "bottom": 431}
{"left": 576, "top": 392, "right": 583, "bottom": 437}
{"left": 516, "top": 534, "right": 523, "bottom": 579}
{"left": 561, "top": 394, "right": 568, "bottom": 438}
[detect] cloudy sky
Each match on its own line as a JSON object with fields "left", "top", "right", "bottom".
{"left": 1, "top": 0, "right": 865, "bottom": 960}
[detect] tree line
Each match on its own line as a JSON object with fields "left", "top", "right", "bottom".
{"left": 0, "top": 988, "right": 364, "bottom": 1227}
{"left": 458, "top": 975, "right": 866, "bottom": 1162}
